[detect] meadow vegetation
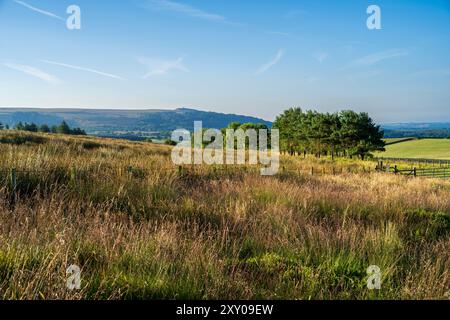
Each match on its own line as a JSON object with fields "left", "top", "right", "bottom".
{"left": 375, "top": 138, "right": 450, "bottom": 160}
{"left": 0, "top": 130, "right": 448, "bottom": 299}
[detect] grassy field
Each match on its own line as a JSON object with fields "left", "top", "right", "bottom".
{"left": 383, "top": 138, "right": 416, "bottom": 145}
{"left": 376, "top": 139, "right": 450, "bottom": 160}
{"left": 0, "top": 130, "right": 448, "bottom": 300}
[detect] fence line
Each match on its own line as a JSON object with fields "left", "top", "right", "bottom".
{"left": 2, "top": 161, "right": 446, "bottom": 200}
{"left": 375, "top": 157, "right": 450, "bottom": 167}
{"left": 375, "top": 161, "right": 450, "bottom": 179}
{"left": 0, "top": 164, "right": 375, "bottom": 188}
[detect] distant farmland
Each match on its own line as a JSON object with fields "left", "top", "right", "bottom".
{"left": 376, "top": 139, "right": 450, "bottom": 160}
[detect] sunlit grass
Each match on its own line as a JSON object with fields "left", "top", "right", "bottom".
{"left": 0, "top": 130, "right": 448, "bottom": 300}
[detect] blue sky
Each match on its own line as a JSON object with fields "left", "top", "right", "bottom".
{"left": 0, "top": 0, "right": 449, "bottom": 122}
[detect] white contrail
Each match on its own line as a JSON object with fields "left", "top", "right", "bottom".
{"left": 256, "top": 49, "right": 284, "bottom": 75}
{"left": 3, "top": 62, "right": 61, "bottom": 84}
{"left": 145, "top": 0, "right": 241, "bottom": 25}
{"left": 138, "top": 57, "right": 189, "bottom": 78}
{"left": 41, "top": 60, "right": 125, "bottom": 80}
{"left": 343, "top": 49, "right": 409, "bottom": 69}
{"left": 13, "top": 0, "right": 64, "bottom": 20}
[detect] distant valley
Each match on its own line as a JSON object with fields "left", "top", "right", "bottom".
{"left": 382, "top": 122, "right": 450, "bottom": 138}
{"left": 0, "top": 107, "right": 272, "bottom": 140}
{"left": 0, "top": 107, "right": 448, "bottom": 140}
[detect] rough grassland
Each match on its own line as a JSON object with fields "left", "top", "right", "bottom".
{"left": 375, "top": 139, "right": 450, "bottom": 160}
{"left": 0, "top": 131, "right": 449, "bottom": 300}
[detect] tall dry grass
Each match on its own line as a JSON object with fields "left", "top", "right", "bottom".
{"left": 0, "top": 131, "right": 448, "bottom": 299}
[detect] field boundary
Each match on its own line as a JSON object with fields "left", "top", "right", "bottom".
{"left": 375, "top": 161, "right": 450, "bottom": 179}
{"left": 384, "top": 137, "right": 417, "bottom": 145}
{"left": 375, "top": 157, "right": 450, "bottom": 167}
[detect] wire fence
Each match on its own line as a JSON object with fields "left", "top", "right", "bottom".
{"left": 375, "top": 157, "right": 450, "bottom": 168}
{"left": 375, "top": 161, "right": 450, "bottom": 179}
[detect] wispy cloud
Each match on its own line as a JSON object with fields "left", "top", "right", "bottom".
{"left": 313, "top": 52, "right": 328, "bottom": 63}
{"left": 41, "top": 60, "right": 125, "bottom": 80}
{"left": 145, "top": 0, "right": 237, "bottom": 24}
{"left": 3, "top": 62, "right": 61, "bottom": 84}
{"left": 13, "top": 0, "right": 63, "bottom": 20}
{"left": 138, "top": 57, "right": 189, "bottom": 78}
{"left": 344, "top": 49, "right": 408, "bottom": 69}
{"left": 256, "top": 49, "right": 284, "bottom": 75}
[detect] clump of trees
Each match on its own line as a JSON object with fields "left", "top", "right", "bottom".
{"left": 273, "top": 108, "right": 385, "bottom": 160}
{"left": 14, "top": 121, "right": 86, "bottom": 135}
{"left": 221, "top": 122, "right": 270, "bottom": 149}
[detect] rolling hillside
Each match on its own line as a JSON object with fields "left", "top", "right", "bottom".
{"left": 0, "top": 108, "right": 271, "bottom": 140}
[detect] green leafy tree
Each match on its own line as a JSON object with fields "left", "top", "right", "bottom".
{"left": 15, "top": 122, "right": 24, "bottom": 131}
{"left": 350, "top": 112, "right": 385, "bottom": 160}
{"left": 273, "top": 108, "right": 384, "bottom": 160}
{"left": 57, "top": 121, "right": 71, "bottom": 134}
{"left": 39, "top": 124, "right": 51, "bottom": 133}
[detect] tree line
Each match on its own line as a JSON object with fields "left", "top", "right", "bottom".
{"left": 273, "top": 108, "right": 385, "bottom": 160}
{"left": 165, "top": 122, "right": 270, "bottom": 147}
{"left": 1, "top": 121, "right": 86, "bottom": 136}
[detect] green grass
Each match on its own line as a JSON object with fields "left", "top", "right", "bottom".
{"left": 376, "top": 139, "right": 450, "bottom": 160}
{"left": 0, "top": 131, "right": 449, "bottom": 300}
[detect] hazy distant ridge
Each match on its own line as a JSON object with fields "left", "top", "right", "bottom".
{"left": 0, "top": 107, "right": 272, "bottom": 139}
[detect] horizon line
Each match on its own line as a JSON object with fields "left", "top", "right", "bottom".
{"left": 0, "top": 106, "right": 449, "bottom": 125}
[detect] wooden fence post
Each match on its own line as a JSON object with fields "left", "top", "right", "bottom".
{"left": 311, "top": 167, "right": 314, "bottom": 176}
{"left": 413, "top": 167, "right": 417, "bottom": 177}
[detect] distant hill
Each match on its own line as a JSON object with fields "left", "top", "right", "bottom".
{"left": 382, "top": 122, "right": 450, "bottom": 130}
{"left": 381, "top": 122, "right": 450, "bottom": 138}
{"left": 0, "top": 107, "right": 272, "bottom": 140}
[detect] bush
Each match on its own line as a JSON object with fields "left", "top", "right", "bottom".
{"left": 81, "top": 141, "right": 102, "bottom": 150}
